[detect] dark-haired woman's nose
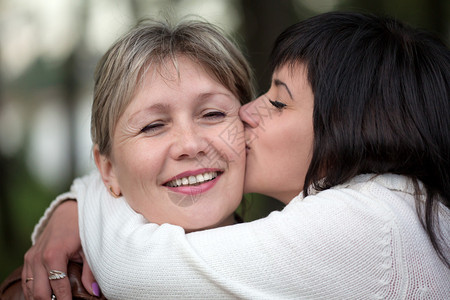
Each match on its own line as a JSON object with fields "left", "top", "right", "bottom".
{"left": 239, "top": 98, "right": 261, "bottom": 129}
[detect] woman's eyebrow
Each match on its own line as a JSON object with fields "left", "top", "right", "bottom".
{"left": 274, "top": 79, "right": 293, "bottom": 100}
{"left": 128, "top": 103, "right": 169, "bottom": 124}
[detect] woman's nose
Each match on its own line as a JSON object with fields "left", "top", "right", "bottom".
{"left": 170, "top": 124, "right": 207, "bottom": 160}
{"left": 239, "top": 98, "right": 261, "bottom": 128}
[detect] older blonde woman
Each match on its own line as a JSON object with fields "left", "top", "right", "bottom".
{"left": 21, "top": 18, "right": 253, "bottom": 299}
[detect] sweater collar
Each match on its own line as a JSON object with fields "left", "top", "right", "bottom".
{"left": 294, "top": 173, "right": 422, "bottom": 201}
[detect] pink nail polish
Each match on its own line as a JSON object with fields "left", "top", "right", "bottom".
{"left": 92, "top": 282, "right": 100, "bottom": 297}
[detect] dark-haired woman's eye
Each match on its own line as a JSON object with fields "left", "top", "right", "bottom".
{"left": 269, "top": 99, "right": 287, "bottom": 110}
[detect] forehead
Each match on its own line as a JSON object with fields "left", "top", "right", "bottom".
{"left": 122, "top": 57, "right": 237, "bottom": 116}
{"left": 273, "top": 62, "right": 307, "bottom": 80}
{"left": 135, "top": 56, "right": 218, "bottom": 91}
{"left": 272, "top": 63, "right": 310, "bottom": 93}
{"left": 135, "top": 57, "right": 222, "bottom": 94}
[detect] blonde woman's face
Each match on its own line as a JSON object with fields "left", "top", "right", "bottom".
{"left": 102, "top": 57, "right": 245, "bottom": 231}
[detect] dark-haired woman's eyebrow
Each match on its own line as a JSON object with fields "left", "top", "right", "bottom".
{"left": 273, "top": 79, "right": 293, "bottom": 100}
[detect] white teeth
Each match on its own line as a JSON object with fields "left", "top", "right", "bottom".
{"left": 188, "top": 176, "right": 196, "bottom": 184}
{"left": 196, "top": 174, "right": 204, "bottom": 182}
{"left": 166, "top": 171, "right": 218, "bottom": 187}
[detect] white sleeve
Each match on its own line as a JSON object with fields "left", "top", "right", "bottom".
{"left": 31, "top": 191, "right": 77, "bottom": 244}
{"left": 76, "top": 172, "right": 402, "bottom": 300}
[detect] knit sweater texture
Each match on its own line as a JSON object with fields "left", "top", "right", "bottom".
{"left": 34, "top": 172, "right": 450, "bottom": 299}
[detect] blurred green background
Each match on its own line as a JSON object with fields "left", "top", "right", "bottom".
{"left": 1, "top": 0, "right": 449, "bottom": 281}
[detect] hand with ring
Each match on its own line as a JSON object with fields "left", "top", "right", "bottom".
{"left": 22, "top": 200, "right": 98, "bottom": 300}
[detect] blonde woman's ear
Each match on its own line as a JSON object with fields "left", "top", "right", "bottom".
{"left": 93, "top": 145, "right": 121, "bottom": 197}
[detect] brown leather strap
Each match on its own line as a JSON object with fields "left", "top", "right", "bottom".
{"left": 0, "top": 262, "right": 106, "bottom": 300}
{"left": 0, "top": 265, "right": 24, "bottom": 300}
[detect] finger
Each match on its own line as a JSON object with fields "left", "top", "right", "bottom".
{"left": 21, "top": 254, "right": 33, "bottom": 300}
{"left": 23, "top": 248, "right": 52, "bottom": 300}
{"left": 46, "top": 266, "right": 72, "bottom": 300}
{"left": 23, "top": 275, "right": 36, "bottom": 300}
{"left": 31, "top": 256, "right": 52, "bottom": 300}
{"left": 80, "top": 254, "right": 100, "bottom": 297}
{"left": 36, "top": 244, "right": 72, "bottom": 300}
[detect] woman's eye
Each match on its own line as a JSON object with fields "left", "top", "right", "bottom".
{"left": 269, "top": 99, "right": 287, "bottom": 109}
{"left": 140, "top": 123, "right": 164, "bottom": 133}
{"left": 203, "top": 111, "right": 226, "bottom": 119}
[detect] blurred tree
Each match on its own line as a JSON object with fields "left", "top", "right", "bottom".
{"left": 0, "top": 155, "right": 18, "bottom": 274}
{"left": 239, "top": 0, "right": 301, "bottom": 91}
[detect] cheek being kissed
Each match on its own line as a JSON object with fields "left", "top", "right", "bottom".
{"left": 96, "top": 57, "right": 246, "bottom": 232}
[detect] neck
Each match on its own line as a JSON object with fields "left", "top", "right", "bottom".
{"left": 217, "top": 213, "right": 238, "bottom": 227}
{"left": 185, "top": 213, "right": 236, "bottom": 233}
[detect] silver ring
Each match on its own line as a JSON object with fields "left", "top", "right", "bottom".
{"left": 48, "top": 270, "right": 67, "bottom": 280}
{"left": 51, "top": 294, "right": 57, "bottom": 300}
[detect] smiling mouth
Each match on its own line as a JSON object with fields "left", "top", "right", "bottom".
{"left": 164, "top": 171, "right": 221, "bottom": 187}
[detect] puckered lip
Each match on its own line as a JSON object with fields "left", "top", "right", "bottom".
{"left": 244, "top": 141, "right": 251, "bottom": 151}
{"left": 162, "top": 168, "right": 224, "bottom": 186}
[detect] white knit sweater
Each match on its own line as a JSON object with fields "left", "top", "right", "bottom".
{"left": 34, "top": 172, "right": 450, "bottom": 299}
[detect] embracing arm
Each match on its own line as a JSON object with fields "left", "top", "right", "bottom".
{"left": 76, "top": 173, "right": 407, "bottom": 300}
{"left": 23, "top": 175, "right": 99, "bottom": 300}
{"left": 31, "top": 192, "right": 77, "bottom": 244}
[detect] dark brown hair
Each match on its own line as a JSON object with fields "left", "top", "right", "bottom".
{"left": 270, "top": 12, "right": 449, "bottom": 266}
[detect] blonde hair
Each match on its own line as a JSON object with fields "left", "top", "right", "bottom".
{"left": 92, "top": 18, "right": 254, "bottom": 156}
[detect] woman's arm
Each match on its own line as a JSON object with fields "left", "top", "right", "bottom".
{"left": 31, "top": 193, "right": 76, "bottom": 244}
{"left": 23, "top": 201, "right": 82, "bottom": 300}
{"left": 77, "top": 172, "right": 399, "bottom": 299}
{"left": 23, "top": 174, "right": 99, "bottom": 300}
